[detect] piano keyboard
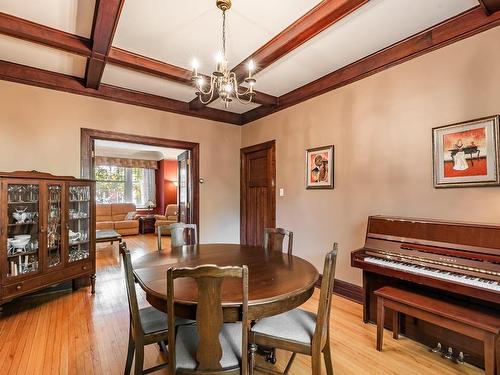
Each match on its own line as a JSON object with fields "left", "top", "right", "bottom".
{"left": 365, "top": 256, "right": 500, "bottom": 292}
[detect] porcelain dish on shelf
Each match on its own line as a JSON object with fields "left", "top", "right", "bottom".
{"left": 14, "top": 234, "right": 31, "bottom": 240}
{"left": 10, "top": 238, "right": 30, "bottom": 249}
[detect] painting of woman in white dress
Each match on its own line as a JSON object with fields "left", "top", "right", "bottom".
{"left": 433, "top": 115, "right": 500, "bottom": 188}
{"left": 452, "top": 139, "right": 469, "bottom": 171}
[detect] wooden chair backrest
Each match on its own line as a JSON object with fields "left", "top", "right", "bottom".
{"left": 312, "top": 244, "right": 338, "bottom": 352}
{"left": 263, "top": 228, "right": 293, "bottom": 255}
{"left": 167, "top": 264, "right": 249, "bottom": 373}
{"left": 119, "top": 242, "right": 142, "bottom": 334}
{"left": 169, "top": 223, "right": 198, "bottom": 247}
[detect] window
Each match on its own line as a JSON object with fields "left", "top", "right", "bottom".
{"left": 95, "top": 165, "right": 156, "bottom": 208}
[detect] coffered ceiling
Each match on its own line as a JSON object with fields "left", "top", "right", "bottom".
{"left": 0, "top": 0, "right": 499, "bottom": 125}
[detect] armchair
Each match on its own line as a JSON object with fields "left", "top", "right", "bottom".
{"left": 154, "top": 204, "right": 178, "bottom": 235}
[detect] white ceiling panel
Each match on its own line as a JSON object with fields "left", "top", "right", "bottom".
{"left": 102, "top": 64, "right": 198, "bottom": 102}
{"left": 95, "top": 140, "right": 184, "bottom": 160}
{"left": 0, "top": 34, "right": 87, "bottom": 77}
{"left": 254, "top": 0, "right": 479, "bottom": 96}
{"left": 207, "top": 98, "right": 261, "bottom": 114}
{"left": 0, "top": 0, "right": 96, "bottom": 38}
{"left": 113, "top": 0, "right": 321, "bottom": 75}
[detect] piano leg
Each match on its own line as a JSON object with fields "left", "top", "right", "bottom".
{"left": 363, "top": 272, "right": 370, "bottom": 323}
{"left": 376, "top": 296, "right": 385, "bottom": 351}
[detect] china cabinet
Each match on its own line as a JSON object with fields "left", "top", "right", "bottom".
{"left": 0, "top": 171, "right": 95, "bottom": 312}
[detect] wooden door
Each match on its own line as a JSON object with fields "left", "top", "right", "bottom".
{"left": 177, "top": 150, "right": 192, "bottom": 224}
{"left": 240, "top": 141, "right": 276, "bottom": 246}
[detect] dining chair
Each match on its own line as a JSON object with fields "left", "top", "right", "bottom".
{"left": 166, "top": 264, "right": 249, "bottom": 374}
{"left": 249, "top": 244, "right": 338, "bottom": 375}
{"left": 263, "top": 228, "right": 293, "bottom": 255}
{"left": 120, "top": 242, "right": 192, "bottom": 375}
{"left": 157, "top": 223, "right": 198, "bottom": 251}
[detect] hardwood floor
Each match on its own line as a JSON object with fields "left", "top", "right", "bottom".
{"left": 0, "top": 234, "right": 483, "bottom": 375}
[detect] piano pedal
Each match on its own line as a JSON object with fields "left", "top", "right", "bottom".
{"left": 455, "top": 351, "right": 466, "bottom": 364}
{"left": 443, "top": 347, "right": 453, "bottom": 360}
{"left": 431, "top": 342, "right": 442, "bottom": 353}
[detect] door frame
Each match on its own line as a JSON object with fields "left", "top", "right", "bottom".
{"left": 80, "top": 128, "right": 200, "bottom": 230}
{"left": 240, "top": 140, "right": 276, "bottom": 245}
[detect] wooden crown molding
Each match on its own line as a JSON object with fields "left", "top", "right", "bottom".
{"left": 0, "top": 60, "right": 242, "bottom": 125}
{"left": 478, "top": 0, "right": 500, "bottom": 15}
{"left": 189, "top": 0, "right": 369, "bottom": 110}
{"left": 241, "top": 6, "right": 500, "bottom": 124}
{"left": 85, "top": 0, "right": 125, "bottom": 89}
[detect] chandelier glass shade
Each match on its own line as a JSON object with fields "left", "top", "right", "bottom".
{"left": 191, "top": 0, "right": 256, "bottom": 108}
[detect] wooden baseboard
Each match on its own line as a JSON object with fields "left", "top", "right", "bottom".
{"left": 316, "top": 275, "right": 363, "bottom": 304}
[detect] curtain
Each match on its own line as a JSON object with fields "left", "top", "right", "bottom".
{"left": 142, "top": 168, "right": 156, "bottom": 206}
{"left": 95, "top": 156, "right": 158, "bottom": 169}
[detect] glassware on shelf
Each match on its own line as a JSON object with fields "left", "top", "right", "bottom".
{"left": 69, "top": 186, "right": 90, "bottom": 202}
{"left": 68, "top": 245, "right": 90, "bottom": 262}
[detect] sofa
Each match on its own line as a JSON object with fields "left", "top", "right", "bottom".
{"left": 154, "top": 204, "right": 178, "bottom": 235}
{"left": 96, "top": 203, "right": 139, "bottom": 236}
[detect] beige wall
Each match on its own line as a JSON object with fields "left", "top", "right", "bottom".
{"left": 242, "top": 27, "right": 500, "bottom": 286}
{"left": 0, "top": 82, "right": 241, "bottom": 243}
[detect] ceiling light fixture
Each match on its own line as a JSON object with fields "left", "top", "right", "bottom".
{"left": 191, "top": 0, "right": 256, "bottom": 109}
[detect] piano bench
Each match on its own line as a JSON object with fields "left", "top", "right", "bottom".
{"left": 374, "top": 286, "right": 500, "bottom": 375}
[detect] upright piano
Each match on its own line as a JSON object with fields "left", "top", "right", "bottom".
{"left": 352, "top": 216, "right": 500, "bottom": 368}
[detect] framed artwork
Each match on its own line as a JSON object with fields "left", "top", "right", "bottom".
{"left": 305, "top": 145, "right": 334, "bottom": 189}
{"left": 432, "top": 115, "right": 500, "bottom": 188}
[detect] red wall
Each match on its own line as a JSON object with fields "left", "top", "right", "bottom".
{"left": 164, "top": 160, "right": 178, "bottom": 206}
{"left": 155, "top": 159, "right": 178, "bottom": 214}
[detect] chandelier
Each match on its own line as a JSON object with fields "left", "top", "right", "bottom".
{"left": 191, "top": 0, "right": 256, "bottom": 108}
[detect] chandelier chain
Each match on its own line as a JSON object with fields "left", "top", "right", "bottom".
{"left": 222, "top": 10, "right": 226, "bottom": 58}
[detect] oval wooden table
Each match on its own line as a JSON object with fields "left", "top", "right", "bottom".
{"left": 132, "top": 244, "right": 319, "bottom": 321}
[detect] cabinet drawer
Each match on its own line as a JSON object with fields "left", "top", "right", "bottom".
{"left": 3, "top": 261, "right": 94, "bottom": 299}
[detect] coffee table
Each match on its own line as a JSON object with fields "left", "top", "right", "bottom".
{"left": 96, "top": 229, "right": 122, "bottom": 245}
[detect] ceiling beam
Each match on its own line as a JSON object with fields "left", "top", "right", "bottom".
{"left": 0, "top": 12, "right": 91, "bottom": 56}
{"left": 242, "top": 6, "right": 500, "bottom": 124}
{"left": 85, "top": 0, "right": 125, "bottom": 89}
{"left": 189, "top": 0, "right": 369, "bottom": 110}
{"left": 0, "top": 14, "right": 278, "bottom": 108}
{"left": 0, "top": 60, "right": 242, "bottom": 125}
{"left": 478, "top": 0, "right": 500, "bottom": 15}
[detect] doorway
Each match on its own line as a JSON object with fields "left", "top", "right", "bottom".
{"left": 240, "top": 140, "right": 276, "bottom": 246}
{"left": 80, "top": 128, "right": 199, "bottom": 228}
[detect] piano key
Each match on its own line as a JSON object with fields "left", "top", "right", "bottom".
{"left": 364, "top": 256, "right": 500, "bottom": 292}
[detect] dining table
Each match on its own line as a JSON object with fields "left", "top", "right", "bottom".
{"left": 132, "top": 243, "right": 319, "bottom": 321}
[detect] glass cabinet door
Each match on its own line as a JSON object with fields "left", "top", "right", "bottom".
{"left": 46, "top": 184, "right": 63, "bottom": 268}
{"left": 6, "top": 182, "right": 40, "bottom": 278}
{"left": 67, "top": 184, "right": 91, "bottom": 263}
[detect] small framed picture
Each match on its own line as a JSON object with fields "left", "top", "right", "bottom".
{"left": 305, "top": 145, "right": 334, "bottom": 189}
{"left": 432, "top": 115, "right": 500, "bottom": 188}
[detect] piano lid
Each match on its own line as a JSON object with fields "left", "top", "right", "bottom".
{"left": 366, "top": 216, "right": 500, "bottom": 257}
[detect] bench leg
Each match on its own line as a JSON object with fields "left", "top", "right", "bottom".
{"left": 484, "top": 334, "right": 495, "bottom": 375}
{"left": 392, "top": 311, "right": 399, "bottom": 340}
{"left": 376, "top": 296, "right": 385, "bottom": 351}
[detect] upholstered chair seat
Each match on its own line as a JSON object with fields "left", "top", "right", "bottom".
{"left": 138, "top": 306, "right": 193, "bottom": 335}
{"left": 251, "top": 309, "right": 316, "bottom": 345}
{"left": 175, "top": 323, "right": 243, "bottom": 370}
